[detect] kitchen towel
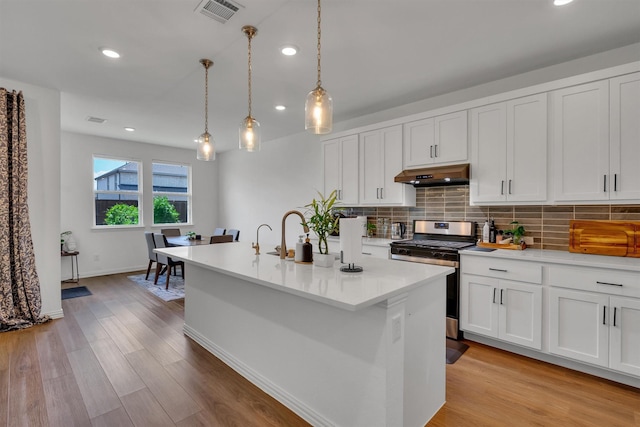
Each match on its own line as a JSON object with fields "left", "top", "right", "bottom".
{"left": 340, "top": 218, "right": 363, "bottom": 265}
{"left": 356, "top": 216, "right": 368, "bottom": 237}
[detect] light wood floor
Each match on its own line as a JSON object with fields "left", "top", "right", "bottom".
{"left": 1, "top": 272, "right": 638, "bottom": 426}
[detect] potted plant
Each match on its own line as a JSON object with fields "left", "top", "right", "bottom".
{"left": 505, "top": 221, "right": 526, "bottom": 246}
{"left": 186, "top": 231, "right": 196, "bottom": 240}
{"left": 304, "top": 190, "right": 339, "bottom": 267}
{"left": 366, "top": 222, "right": 376, "bottom": 238}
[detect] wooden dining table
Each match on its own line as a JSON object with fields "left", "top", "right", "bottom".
{"left": 166, "top": 236, "right": 211, "bottom": 247}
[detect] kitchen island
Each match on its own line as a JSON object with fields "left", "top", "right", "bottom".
{"left": 156, "top": 242, "right": 454, "bottom": 427}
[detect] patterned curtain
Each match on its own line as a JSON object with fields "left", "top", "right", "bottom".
{"left": 0, "top": 88, "right": 47, "bottom": 331}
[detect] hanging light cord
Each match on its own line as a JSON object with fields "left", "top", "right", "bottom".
{"left": 316, "top": 0, "right": 322, "bottom": 88}
{"left": 203, "top": 61, "right": 209, "bottom": 133}
{"left": 247, "top": 30, "right": 253, "bottom": 118}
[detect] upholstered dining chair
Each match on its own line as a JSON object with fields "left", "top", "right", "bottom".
{"left": 144, "top": 232, "right": 157, "bottom": 281}
{"left": 153, "top": 233, "right": 184, "bottom": 289}
{"left": 161, "top": 228, "right": 181, "bottom": 236}
{"left": 226, "top": 229, "right": 240, "bottom": 241}
{"left": 213, "top": 228, "right": 226, "bottom": 236}
{"left": 210, "top": 235, "right": 234, "bottom": 244}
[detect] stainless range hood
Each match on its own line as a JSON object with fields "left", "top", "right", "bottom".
{"left": 394, "top": 163, "right": 470, "bottom": 187}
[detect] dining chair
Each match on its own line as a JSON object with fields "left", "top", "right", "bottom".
{"left": 210, "top": 235, "right": 234, "bottom": 244}
{"left": 144, "top": 232, "right": 157, "bottom": 281}
{"left": 226, "top": 229, "right": 240, "bottom": 241}
{"left": 213, "top": 228, "right": 226, "bottom": 236}
{"left": 153, "top": 233, "right": 184, "bottom": 289}
{"left": 161, "top": 228, "right": 181, "bottom": 237}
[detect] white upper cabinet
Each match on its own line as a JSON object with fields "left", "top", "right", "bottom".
{"left": 470, "top": 93, "right": 547, "bottom": 204}
{"left": 322, "top": 135, "right": 359, "bottom": 205}
{"left": 360, "top": 125, "right": 415, "bottom": 206}
{"left": 610, "top": 72, "right": 640, "bottom": 201}
{"left": 403, "top": 111, "right": 468, "bottom": 168}
{"left": 552, "top": 80, "right": 610, "bottom": 202}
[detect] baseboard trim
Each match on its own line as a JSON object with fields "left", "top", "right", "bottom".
{"left": 44, "top": 308, "right": 64, "bottom": 319}
{"left": 183, "top": 324, "right": 334, "bottom": 427}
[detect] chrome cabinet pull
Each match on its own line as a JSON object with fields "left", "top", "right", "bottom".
{"left": 508, "top": 179, "right": 512, "bottom": 194}
{"left": 613, "top": 307, "right": 618, "bottom": 327}
{"left": 493, "top": 288, "right": 497, "bottom": 304}
{"left": 434, "top": 144, "right": 438, "bottom": 158}
{"left": 596, "top": 281, "right": 623, "bottom": 287}
{"left": 603, "top": 306, "right": 607, "bottom": 325}
{"left": 430, "top": 145, "right": 433, "bottom": 158}
{"left": 489, "top": 268, "right": 508, "bottom": 272}
{"left": 501, "top": 180, "right": 504, "bottom": 195}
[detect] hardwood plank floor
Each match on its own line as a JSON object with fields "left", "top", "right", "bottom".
{"left": 0, "top": 272, "right": 637, "bottom": 426}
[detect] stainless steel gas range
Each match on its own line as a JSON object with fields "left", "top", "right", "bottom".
{"left": 390, "top": 220, "right": 476, "bottom": 340}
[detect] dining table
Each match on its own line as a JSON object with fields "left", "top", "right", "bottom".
{"left": 166, "top": 236, "right": 211, "bottom": 247}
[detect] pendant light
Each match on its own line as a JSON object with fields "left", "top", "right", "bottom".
{"left": 239, "top": 25, "right": 261, "bottom": 152}
{"left": 197, "top": 58, "right": 215, "bottom": 161}
{"left": 305, "top": 0, "right": 332, "bottom": 134}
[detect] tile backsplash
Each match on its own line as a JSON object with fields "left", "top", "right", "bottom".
{"left": 339, "top": 185, "right": 640, "bottom": 251}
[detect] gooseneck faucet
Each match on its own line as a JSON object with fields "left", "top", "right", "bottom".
{"left": 280, "top": 210, "right": 309, "bottom": 259}
{"left": 252, "top": 223, "right": 272, "bottom": 255}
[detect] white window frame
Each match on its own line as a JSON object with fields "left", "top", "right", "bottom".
{"left": 151, "top": 161, "right": 192, "bottom": 226}
{"left": 93, "top": 156, "right": 143, "bottom": 228}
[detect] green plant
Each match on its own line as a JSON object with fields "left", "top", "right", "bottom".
{"left": 104, "top": 203, "right": 139, "bottom": 225}
{"left": 186, "top": 231, "right": 196, "bottom": 240}
{"left": 154, "top": 196, "right": 180, "bottom": 224}
{"left": 366, "top": 222, "right": 376, "bottom": 237}
{"left": 505, "top": 221, "right": 526, "bottom": 244}
{"left": 304, "top": 190, "right": 339, "bottom": 255}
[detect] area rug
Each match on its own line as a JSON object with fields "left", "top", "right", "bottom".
{"left": 446, "top": 339, "right": 469, "bottom": 364}
{"left": 127, "top": 274, "right": 184, "bottom": 302}
{"left": 61, "top": 286, "right": 92, "bottom": 300}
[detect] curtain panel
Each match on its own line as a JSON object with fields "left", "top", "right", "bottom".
{"left": 0, "top": 88, "right": 47, "bottom": 331}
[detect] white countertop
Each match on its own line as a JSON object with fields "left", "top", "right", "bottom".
{"left": 461, "top": 247, "right": 640, "bottom": 272}
{"left": 326, "top": 235, "right": 398, "bottom": 247}
{"left": 156, "top": 242, "right": 453, "bottom": 311}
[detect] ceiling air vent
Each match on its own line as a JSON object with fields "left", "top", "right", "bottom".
{"left": 86, "top": 116, "right": 107, "bottom": 124}
{"left": 194, "top": 0, "right": 243, "bottom": 24}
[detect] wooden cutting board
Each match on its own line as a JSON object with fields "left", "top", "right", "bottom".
{"left": 569, "top": 220, "right": 639, "bottom": 257}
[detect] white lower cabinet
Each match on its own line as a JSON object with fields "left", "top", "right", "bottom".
{"left": 461, "top": 274, "right": 542, "bottom": 350}
{"left": 549, "top": 287, "right": 640, "bottom": 376}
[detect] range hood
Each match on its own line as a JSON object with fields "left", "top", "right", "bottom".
{"left": 394, "top": 163, "right": 470, "bottom": 187}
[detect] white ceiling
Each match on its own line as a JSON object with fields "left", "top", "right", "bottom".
{"left": 1, "top": 0, "right": 639, "bottom": 153}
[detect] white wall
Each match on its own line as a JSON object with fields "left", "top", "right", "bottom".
{"left": 61, "top": 131, "right": 218, "bottom": 278}
{"left": 0, "top": 77, "right": 62, "bottom": 318}
{"left": 218, "top": 131, "right": 322, "bottom": 250}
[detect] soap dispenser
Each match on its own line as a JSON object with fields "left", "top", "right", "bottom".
{"left": 301, "top": 234, "right": 313, "bottom": 263}
{"left": 295, "top": 235, "right": 304, "bottom": 262}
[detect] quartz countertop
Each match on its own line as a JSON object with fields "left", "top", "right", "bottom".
{"left": 327, "top": 235, "right": 400, "bottom": 247}
{"left": 461, "top": 247, "right": 640, "bottom": 272}
{"left": 156, "top": 242, "right": 453, "bottom": 311}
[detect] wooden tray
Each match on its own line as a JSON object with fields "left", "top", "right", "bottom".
{"left": 477, "top": 242, "right": 526, "bottom": 250}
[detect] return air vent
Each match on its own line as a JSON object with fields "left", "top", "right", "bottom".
{"left": 194, "top": 0, "right": 243, "bottom": 24}
{"left": 86, "top": 116, "right": 107, "bottom": 124}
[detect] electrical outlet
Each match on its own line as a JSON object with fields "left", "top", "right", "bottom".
{"left": 391, "top": 315, "right": 402, "bottom": 343}
{"left": 523, "top": 236, "right": 534, "bottom": 246}
{"left": 93, "top": 254, "right": 100, "bottom": 262}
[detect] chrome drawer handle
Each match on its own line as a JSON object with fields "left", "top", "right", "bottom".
{"left": 489, "top": 268, "right": 508, "bottom": 272}
{"left": 596, "top": 281, "right": 623, "bottom": 287}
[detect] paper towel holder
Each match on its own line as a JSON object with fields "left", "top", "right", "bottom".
{"left": 340, "top": 251, "right": 363, "bottom": 273}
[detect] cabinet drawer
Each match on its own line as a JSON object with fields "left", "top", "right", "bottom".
{"left": 548, "top": 265, "right": 640, "bottom": 298}
{"left": 461, "top": 256, "right": 542, "bottom": 284}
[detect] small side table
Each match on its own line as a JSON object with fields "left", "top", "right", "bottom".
{"left": 61, "top": 251, "right": 80, "bottom": 283}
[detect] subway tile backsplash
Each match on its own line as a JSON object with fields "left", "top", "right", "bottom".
{"left": 338, "top": 185, "right": 640, "bottom": 250}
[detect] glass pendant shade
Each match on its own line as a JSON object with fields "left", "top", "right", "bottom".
{"left": 239, "top": 116, "right": 261, "bottom": 152}
{"left": 305, "top": 86, "right": 333, "bottom": 134}
{"left": 197, "top": 131, "right": 215, "bottom": 161}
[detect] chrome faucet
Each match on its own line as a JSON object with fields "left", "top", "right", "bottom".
{"left": 252, "top": 223, "right": 272, "bottom": 255}
{"left": 280, "top": 210, "right": 309, "bottom": 259}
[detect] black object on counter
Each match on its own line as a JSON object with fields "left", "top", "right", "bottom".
{"left": 302, "top": 234, "right": 313, "bottom": 263}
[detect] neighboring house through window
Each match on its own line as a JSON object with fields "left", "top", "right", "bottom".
{"left": 152, "top": 162, "right": 191, "bottom": 225}
{"left": 94, "top": 157, "right": 142, "bottom": 226}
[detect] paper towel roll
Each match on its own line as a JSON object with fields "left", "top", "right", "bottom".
{"left": 340, "top": 218, "right": 363, "bottom": 265}
{"left": 356, "top": 216, "right": 368, "bottom": 237}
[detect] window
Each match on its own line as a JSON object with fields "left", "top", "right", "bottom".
{"left": 93, "top": 157, "right": 142, "bottom": 226}
{"left": 152, "top": 162, "right": 191, "bottom": 225}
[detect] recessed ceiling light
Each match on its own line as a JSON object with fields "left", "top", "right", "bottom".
{"left": 553, "top": 0, "right": 574, "bottom": 5}
{"left": 124, "top": 127, "right": 135, "bottom": 132}
{"left": 100, "top": 48, "right": 120, "bottom": 58}
{"left": 275, "top": 105, "right": 286, "bottom": 111}
{"left": 280, "top": 45, "right": 298, "bottom": 56}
